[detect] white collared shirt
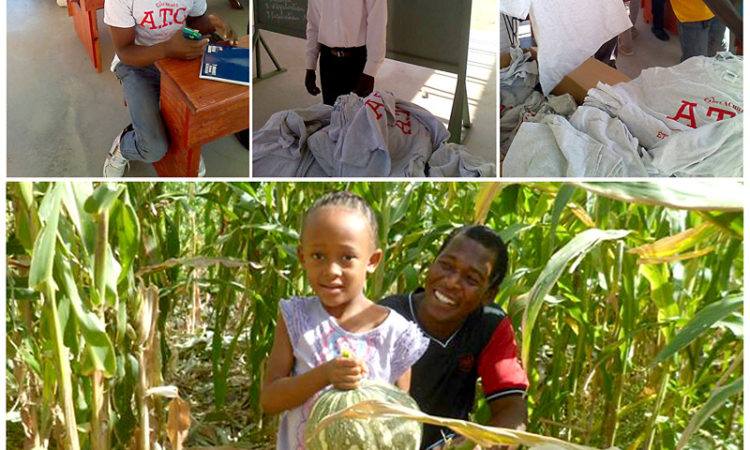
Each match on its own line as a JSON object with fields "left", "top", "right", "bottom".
{"left": 305, "top": 0, "right": 387, "bottom": 77}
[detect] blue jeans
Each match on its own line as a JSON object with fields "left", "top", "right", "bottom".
{"left": 678, "top": 16, "right": 726, "bottom": 62}
{"left": 114, "top": 64, "right": 168, "bottom": 163}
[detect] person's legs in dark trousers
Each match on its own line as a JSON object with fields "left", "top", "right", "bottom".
{"left": 678, "top": 20, "right": 710, "bottom": 61}
{"left": 116, "top": 64, "right": 169, "bottom": 163}
{"left": 595, "top": 36, "right": 619, "bottom": 68}
{"left": 651, "top": 0, "right": 669, "bottom": 40}
{"left": 319, "top": 46, "right": 367, "bottom": 106}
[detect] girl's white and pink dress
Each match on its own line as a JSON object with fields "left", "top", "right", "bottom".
{"left": 276, "top": 296, "right": 429, "bottom": 449}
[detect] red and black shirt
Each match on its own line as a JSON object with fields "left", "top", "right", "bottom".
{"left": 381, "top": 289, "right": 529, "bottom": 449}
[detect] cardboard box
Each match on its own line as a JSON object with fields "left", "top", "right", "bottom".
{"left": 500, "top": 48, "right": 631, "bottom": 104}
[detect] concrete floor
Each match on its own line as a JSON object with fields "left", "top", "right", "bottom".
{"left": 614, "top": 11, "right": 682, "bottom": 79}
{"left": 7, "top": 0, "right": 249, "bottom": 177}
{"left": 252, "top": 21, "right": 498, "bottom": 169}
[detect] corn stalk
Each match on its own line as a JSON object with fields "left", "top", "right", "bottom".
{"left": 6, "top": 181, "right": 743, "bottom": 449}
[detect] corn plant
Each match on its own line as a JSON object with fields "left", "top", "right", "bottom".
{"left": 6, "top": 181, "right": 742, "bottom": 450}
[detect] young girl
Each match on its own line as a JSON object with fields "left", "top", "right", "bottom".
{"left": 260, "top": 191, "right": 428, "bottom": 449}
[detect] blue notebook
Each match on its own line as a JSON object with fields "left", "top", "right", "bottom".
{"left": 199, "top": 44, "right": 250, "bottom": 86}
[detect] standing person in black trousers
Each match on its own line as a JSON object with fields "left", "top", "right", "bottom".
{"left": 304, "top": 0, "right": 387, "bottom": 106}
{"left": 652, "top": 0, "right": 670, "bottom": 40}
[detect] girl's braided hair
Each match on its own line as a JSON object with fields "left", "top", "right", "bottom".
{"left": 303, "top": 191, "right": 379, "bottom": 246}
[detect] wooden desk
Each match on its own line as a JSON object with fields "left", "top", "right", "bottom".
{"left": 153, "top": 54, "right": 249, "bottom": 177}
{"left": 67, "top": 0, "right": 104, "bottom": 72}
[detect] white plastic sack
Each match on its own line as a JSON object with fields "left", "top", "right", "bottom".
{"left": 428, "top": 143, "right": 496, "bottom": 177}
{"left": 503, "top": 115, "right": 626, "bottom": 177}
{"left": 644, "top": 115, "right": 743, "bottom": 177}
{"left": 568, "top": 106, "right": 650, "bottom": 177}
{"left": 500, "top": 0, "right": 531, "bottom": 20}
{"left": 530, "top": 0, "right": 631, "bottom": 95}
{"left": 252, "top": 104, "right": 333, "bottom": 177}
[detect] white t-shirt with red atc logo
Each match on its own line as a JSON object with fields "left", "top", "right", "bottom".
{"left": 583, "top": 52, "right": 743, "bottom": 150}
{"left": 104, "top": 0, "right": 208, "bottom": 71}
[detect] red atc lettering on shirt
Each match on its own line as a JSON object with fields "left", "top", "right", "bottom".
{"left": 666, "top": 100, "right": 737, "bottom": 129}
{"left": 666, "top": 101, "right": 698, "bottom": 128}
{"left": 139, "top": 7, "right": 188, "bottom": 29}
{"left": 704, "top": 96, "right": 743, "bottom": 114}
{"left": 707, "top": 106, "right": 736, "bottom": 121}
{"left": 394, "top": 109, "right": 412, "bottom": 135}
{"left": 365, "top": 93, "right": 386, "bottom": 120}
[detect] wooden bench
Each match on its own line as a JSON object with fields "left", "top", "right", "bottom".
{"left": 67, "top": 0, "right": 105, "bottom": 72}
{"left": 153, "top": 45, "right": 249, "bottom": 177}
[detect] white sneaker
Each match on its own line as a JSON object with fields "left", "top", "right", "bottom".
{"left": 198, "top": 154, "right": 206, "bottom": 177}
{"left": 57, "top": 0, "right": 67, "bottom": 7}
{"left": 103, "top": 125, "right": 132, "bottom": 177}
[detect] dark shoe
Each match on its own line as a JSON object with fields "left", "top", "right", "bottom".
{"left": 651, "top": 27, "right": 669, "bottom": 41}
{"left": 228, "top": 0, "right": 243, "bottom": 9}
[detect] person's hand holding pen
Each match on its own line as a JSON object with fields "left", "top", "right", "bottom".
{"left": 166, "top": 29, "right": 208, "bottom": 60}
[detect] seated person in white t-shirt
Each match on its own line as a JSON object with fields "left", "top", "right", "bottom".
{"left": 102, "top": 0, "right": 236, "bottom": 177}
{"left": 304, "top": 0, "right": 387, "bottom": 106}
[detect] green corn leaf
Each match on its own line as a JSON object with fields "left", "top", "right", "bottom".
{"left": 29, "top": 184, "right": 64, "bottom": 291}
{"left": 12, "top": 182, "right": 40, "bottom": 251}
{"left": 112, "top": 202, "right": 141, "bottom": 283}
{"left": 105, "top": 245, "right": 122, "bottom": 307}
{"left": 639, "top": 263, "right": 679, "bottom": 329}
{"left": 13, "top": 207, "right": 35, "bottom": 252}
{"left": 310, "top": 399, "right": 619, "bottom": 450}
{"left": 61, "top": 182, "right": 96, "bottom": 256}
{"left": 522, "top": 228, "right": 630, "bottom": 369}
{"left": 84, "top": 183, "right": 125, "bottom": 215}
{"left": 573, "top": 181, "right": 743, "bottom": 212}
{"left": 651, "top": 294, "right": 743, "bottom": 367}
{"left": 389, "top": 183, "right": 416, "bottom": 227}
{"left": 676, "top": 376, "right": 743, "bottom": 450}
{"left": 16, "top": 181, "right": 36, "bottom": 209}
{"left": 715, "top": 312, "right": 743, "bottom": 337}
{"left": 698, "top": 211, "right": 743, "bottom": 239}
{"left": 17, "top": 334, "right": 42, "bottom": 377}
{"left": 629, "top": 223, "right": 719, "bottom": 260}
{"left": 498, "top": 223, "right": 534, "bottom": 243}
{"left": 474, "top": 183, "right": 506, "bottom": 224}
{"left": 56, "top": 253, "right": 116, "bottom": 377}
{"left": 548, "top": 184, "right": 576, "bottom": 251}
